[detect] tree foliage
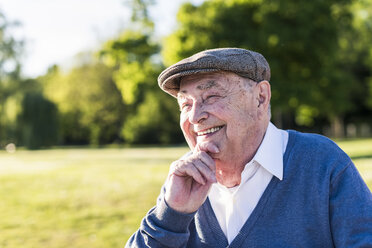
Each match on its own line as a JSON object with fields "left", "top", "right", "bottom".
{"left": 122, "top": 91, "right": 183, "bottom": 144}
{"left": 100, "top": 0, "right": 184, "bottom": 144}
{"left": 0, "top": 10, "right": 23, "bottom": 145}
{"left": 163, "top": 0, "right": 369, "bottom": 135}
{"left": 2, "top": 0, "right": 372, "bottom": 147}
{"left": 40, "top": 58, "right": 125, "bottom": 145}
{"left": 101, "top": 30, "right": 160, "bottom": 105}
{"left": 17, "top": 92, "right": 58, "bottom": 149}
{"left": 0, "top": 11, "right": 22, "bottom": 82}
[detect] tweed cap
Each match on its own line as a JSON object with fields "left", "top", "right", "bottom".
{"left": 158, "top": 47, "right": 270, "bottom": 97}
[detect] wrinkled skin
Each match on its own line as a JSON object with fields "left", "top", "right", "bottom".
{"left": 165, "top": 71, "right": 271, "bottom": 213}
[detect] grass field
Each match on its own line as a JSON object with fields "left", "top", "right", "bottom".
{"left": 0, "top": 139, "right": 371, "bottom": 247}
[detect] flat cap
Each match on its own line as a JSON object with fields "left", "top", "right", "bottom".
{"left": 158, "top": 47, "right": 270, "bottom": 97}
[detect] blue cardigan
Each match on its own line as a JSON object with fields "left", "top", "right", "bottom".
{"left": 126, "top": 130, "right": 372, "bottom": 247}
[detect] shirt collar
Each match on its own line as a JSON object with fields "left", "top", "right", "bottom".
{"left": 251, "top": 122, "right": 284, "bottom": 180}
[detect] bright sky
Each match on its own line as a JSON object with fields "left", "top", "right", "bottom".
{"left": 0, "top": 0, "right": 202, "bottom": 78}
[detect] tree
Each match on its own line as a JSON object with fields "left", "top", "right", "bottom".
{"left": 100, "top": 0, "right": 184, "bottom": 144}
{"left": 122, "top": 90, "right": 183, "bottom": 144}
{"left": 0, "top": 10, "right": 23, "bottom": 145}
{"left": 351, "top": 0, "right": 372, "bottom": 114}
{"left": 101, "top": 30, "right": 161, "bottom": 106}
{"left": 17, "top": 92, "right": 59, "bottom": 149}
{"left": 40, "top": 57, "right": 125, "bottom": 146}
{"left": 163, "top": 0, "right": 359, "bottom": 137}
{"left": 0, "top": 10, "right": 22, "bottom": 83}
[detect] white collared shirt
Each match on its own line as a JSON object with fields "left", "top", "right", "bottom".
{"left": 208, "top": 122, "right": 288, "bottom": 244}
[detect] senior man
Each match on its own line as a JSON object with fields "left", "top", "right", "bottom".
{"left": 126, "top": 48, "right": 372, "bottom": 247}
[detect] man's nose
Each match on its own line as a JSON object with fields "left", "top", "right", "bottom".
{"left": 189, "top": 102, "right": 208, "bottom": 124}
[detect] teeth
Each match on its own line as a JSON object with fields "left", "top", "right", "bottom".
{"left": 197, "top": 126, "right": 222, "bottom": 136}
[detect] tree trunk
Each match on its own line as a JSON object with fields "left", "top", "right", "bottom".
{"left": 330, "top": 116, "right": 344, "bottom": 138}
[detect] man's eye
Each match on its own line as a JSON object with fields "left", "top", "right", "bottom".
{"left": 207, "top": 95, "right": 218, "bottom": 99}
{"left": 180, "top": 104, "right": 191, "bottom": 111}
{"left": 205, "top": 95, "right": 220, "bottom": 102}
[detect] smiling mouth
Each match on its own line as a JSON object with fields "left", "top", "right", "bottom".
{"left": 197, "top": 126, "right": 224, "bottom": 136}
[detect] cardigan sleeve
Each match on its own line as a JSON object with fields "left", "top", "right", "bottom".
{"left": 329, "top": 161, "right": 372, "bottom": 247}
{"left": 125, "top": 187, "right": 196, "bottom": 248}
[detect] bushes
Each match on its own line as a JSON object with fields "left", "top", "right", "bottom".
{"left": 17, "top": 93, "right": 59, "bottom": 149}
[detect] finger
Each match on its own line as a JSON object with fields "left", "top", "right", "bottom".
{"left": 195, "top": 142, "right": 219, "bottom": 154}
{"left": 193, "top": 159, "right": 217, "bottom": 183}
{"left": 172, "top": 161, "right": 206, "bottom": 185}
{"left": 194, "top": 151, "right": 216, "bottom": 173}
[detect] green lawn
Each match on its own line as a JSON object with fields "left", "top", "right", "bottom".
{"left": 0, "top": 140, "right": 371, "bottom": 247}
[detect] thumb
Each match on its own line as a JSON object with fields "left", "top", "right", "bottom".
{"left": 194, "top": 141, "right": 219, "bottom": 154}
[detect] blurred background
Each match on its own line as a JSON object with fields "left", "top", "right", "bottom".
{"left": 0, "top": 0, "right": 372, "bottom": 149}
{"left": 0, "top": 0, "right": 371, "bottom": 247}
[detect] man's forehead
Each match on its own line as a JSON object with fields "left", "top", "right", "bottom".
{"left": 178, "top": 72, "right": 231, "bottom": 94}
{"left": 196, "top": 80, "right": 219, "bottom": 90}
{"left": 179, "top": 79, "right": 223, "bottom": 93}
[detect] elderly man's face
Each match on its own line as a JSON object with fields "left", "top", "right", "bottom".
{"left": 178, "top": 71, "right": 263, "bottom": 161}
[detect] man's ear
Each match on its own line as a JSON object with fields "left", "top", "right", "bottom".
{"left": 256, "top": 80, "right": 271, "bottom": 110}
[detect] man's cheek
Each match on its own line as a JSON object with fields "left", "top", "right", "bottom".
{"left": 179, "top": 124, "right": 195, "bottom": 148}
{"left": 185, "top": 131, "right": 197, "bottom": 148}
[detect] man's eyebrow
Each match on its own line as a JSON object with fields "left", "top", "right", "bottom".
{"left": 177, "top": 80, "right": 221, "bottom": 96}
{"left": 196, "top": 80, "right": 218, "bottom": 90}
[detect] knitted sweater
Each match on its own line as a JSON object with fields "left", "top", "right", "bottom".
{"left": 126, "top": 130, "right": 372, "bottom": 247}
